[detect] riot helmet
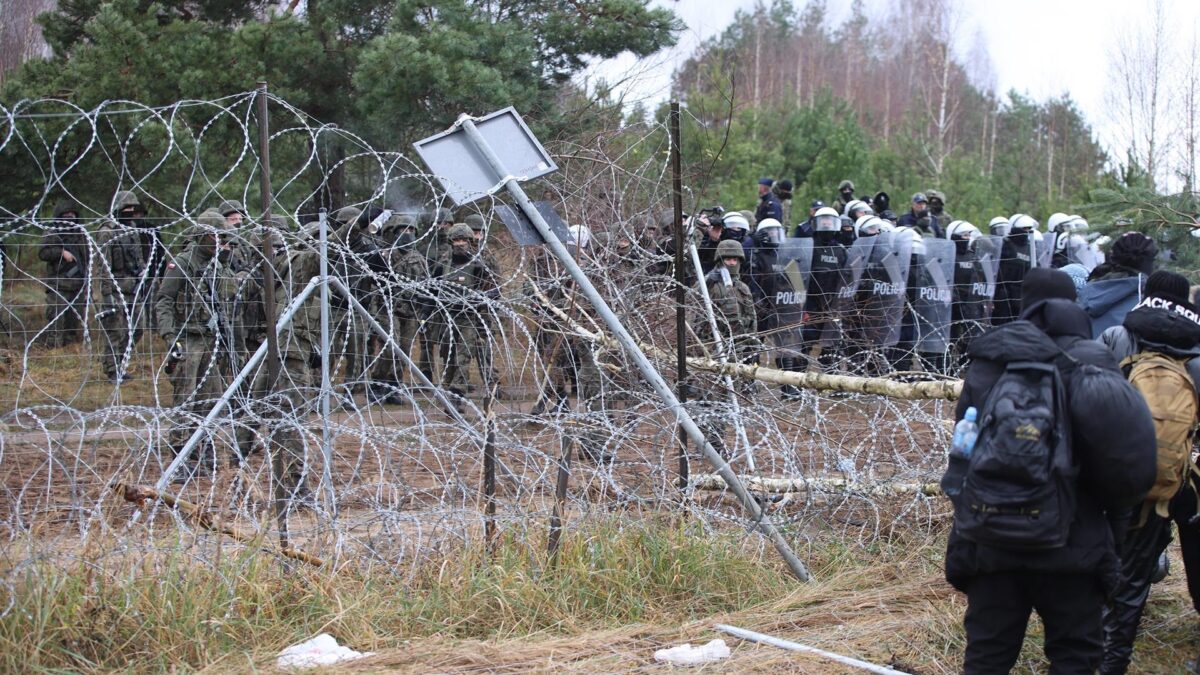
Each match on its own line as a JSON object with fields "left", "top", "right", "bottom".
{"left": 900, "top": 226, "right": 926, "bottom": 257}
{"left": 813, "top": 207, "right": 841, "bottom": 233}
{"left": 753, "top": 218, "right": 784, "bottom": 246}
{"left": 988, "top": 216, "right": 1011, "bottom": 237}
{"left": 1046, "top": 212, "right": 1073, "bottom": 234}
{"left": 855, "top": 215, "right": 885, "bottom": 238}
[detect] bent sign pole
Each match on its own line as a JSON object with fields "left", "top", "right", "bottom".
{"left": 416, "top": 110, "right": 810, "bottom": 582}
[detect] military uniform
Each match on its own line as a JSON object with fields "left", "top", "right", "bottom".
{"left": 413, "top": 210, "right": 449, "bottom": 382}
{"left": 227, "top": 222, "right": 280, "bottom": 459}
{"left": 248, "top": 213, "right": 367, "bottom": 501}
{"left": 369, "top": 216, "right": 427, "bottom": 403}
{"left": 96, "top": 193, "right": 153, "bottom": 382}
{"left": 39, "top": 200, "right": 89, "bottom": 347}
{"left": 436, "top": 224, "right": 499, "bottom": 405}
{"left": 691, "top": 240, "right": 757, "bottom": 458}
{"left": 467, "top": 214, "right": 504, "bottom": 395}
{"left": 154, "top": 210, "right": 240, "bottom": 473}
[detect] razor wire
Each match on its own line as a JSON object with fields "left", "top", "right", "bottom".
{"left": 0, "top": 91, "right": 965, "bottom": 595}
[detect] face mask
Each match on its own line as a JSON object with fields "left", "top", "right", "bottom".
{"left": 217, "top": 247, "right": 233, "bottom": 264}
{"left": 397, "top": 232, "right": 415, "bottom": 250}
{"left": 197, "top": 235, "right": 217, "bottom": 258}
{"left": 841, "top": 190, "right": 854, "bottom": 202}
{"left": 954, "top": 239, "right": 970, "bottom": 256}
{"left": 1009, "top": 232, "right": 1029, "bottom": 246}
{"left": 930, "top": 203, "right": 944, "bottom": 215}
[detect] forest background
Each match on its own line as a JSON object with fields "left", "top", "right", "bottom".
{"left": 1, "top": 0, "right": 1197, "bottom": 272}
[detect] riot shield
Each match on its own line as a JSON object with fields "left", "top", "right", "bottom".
{"left": 1033, "top": 231, "right": 1057, "bottom": 268}
{"left": 971, "top": 235, "right": 1003, "bottom": 322}
{"left": 772, "top": 238, "right": 811, "bottom": 357}
{"left": 840, "top": 235, "right": 876, "bottom": 301}
{"left": 841, "top": 232, "right": 911, "bottom": 349}
{"left": 914, "top": 238, "right": 955, "bottom": 355}
{"left": 1061, "top": 233, "right": 1100, "bottom": 271}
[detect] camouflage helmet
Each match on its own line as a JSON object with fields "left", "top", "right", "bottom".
{"left": 464, "top": 213, "right": 487, "bottom": 232}
{"left": 926, "top": 189, "right": 946, "bottom": 204}
{"left": 838, "top": 179, "right": 855, "bottom": 192}
{"left": 434, "top": 207, "right": 453, "bottom": 225}
{"left": 53, "top": 199, "right": 80, "bottom": 219}
{"left": 192, "top": 209, "right": 230, "bottom": 237}
{"left": 382, "top": 212, "right": 415, "bottom": 234}
{"left": 715, "top": 239, "right": 745, "bottom": 260}
{"left": 332, "top": 206, "right": 362, "bottom": 227}
{"left": 113, "top": 190, "right": 143, "bottom": 213}
{"left": 447, "top": 223, "right": 474, "bottom": 241}
{"left": 258, "top": 215, "right": 287, "bottom": 246}
{"left": 217, "top": 199, "right": 246, "bottom": 216}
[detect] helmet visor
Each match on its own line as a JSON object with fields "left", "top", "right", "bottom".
{"left": 815, "top": 214, "right": 840, "bottom": 232}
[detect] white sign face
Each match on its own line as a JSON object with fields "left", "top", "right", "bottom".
{"left": 412, "top": 107, "right": 558, "bottom": 206}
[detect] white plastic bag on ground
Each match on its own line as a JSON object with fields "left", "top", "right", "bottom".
{"left": 277, "top": 633, "right": 374, "bottom": 669}
{"left": 653, "top": 639, "right": 731, "bottom": 665}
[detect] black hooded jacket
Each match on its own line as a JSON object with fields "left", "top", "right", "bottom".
{"left": 1100, "top": 297, "right": 1200, "bottom": 385}
{"left": 945, "top": 298, "right": 1156, "bottom": 593}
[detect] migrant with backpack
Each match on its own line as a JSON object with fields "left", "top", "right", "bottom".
{"left": 941, "top": 267, "right": 1158, "bottom": 674}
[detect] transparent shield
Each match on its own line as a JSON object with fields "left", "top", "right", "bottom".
{"left": 913, "top": 238, "right": 955, "bottom": 354}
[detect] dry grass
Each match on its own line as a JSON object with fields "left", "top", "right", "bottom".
{"left": 4, "top": 517, "right": 1197, "bottom": 674}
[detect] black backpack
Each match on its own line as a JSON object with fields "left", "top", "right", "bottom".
{"left": 946, "top": 359, "right": 1077, "bottom": 549}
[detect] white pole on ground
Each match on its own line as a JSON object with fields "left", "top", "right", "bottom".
{"left": 715, "top": 624, "right": 911, "bottom": 675}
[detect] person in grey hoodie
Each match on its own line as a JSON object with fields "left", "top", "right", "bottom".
{"left": 1078, "top": 232, "right": 1157, "bottom": 338}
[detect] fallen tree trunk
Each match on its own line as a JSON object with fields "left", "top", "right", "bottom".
{"left": 689, "top": 473, "right": 942, "bottom": 497}
{"left": 114, "top": 483, "right": 325, "bottom": 567}
{"left": 525, "top": 279, "right": 962, "bottom": 401}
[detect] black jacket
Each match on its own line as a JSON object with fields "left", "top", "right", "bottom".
{"left": 1101, "top": 297, "right": 1200, "bottom": 384}
{"left": 992, "top": 237, "right": 1034, "bottom": 326}
{"left": 897, "top": 210, "right": 943, "bottom": 238}
{"left": 945, "top": 299, "right": 1156, "bottom": 593}
{"left": 756, "top": 192, "right": 783, "bottom": 223}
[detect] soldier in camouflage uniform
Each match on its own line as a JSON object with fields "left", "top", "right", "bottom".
{"left": 368, "top": 213, "right": 426, "bottom": 405}
{"left": 228, "top": 217, "right": 283, "bottom": 460}
{"left": 154, "top": 210, "right": 239, "bottom": 478}
{"left": 417, "top": 207, "right": 454, "bottom": 381}
{"left": 250, "top": 208, "right": 376, "bottom": 504}
{"left": 39, "top": 199, "right": 89, "bottom": 348}
{"left": 327, "top": 206, "right": 374, "bottom": 396}
{"left": 691, "top": 239, "right": 757, "bottom": 458}
{"left": 466, "top": 213, "right": 506, "bottom": 397}
{"left": 96, "top": 191, "right": 157, "bottom": 383}
{"left": 436, "top": 223, "right": 499, "bottom": 408}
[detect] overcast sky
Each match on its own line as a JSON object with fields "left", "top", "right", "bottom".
{"left": 584, "top": 0, "right": 1200, "bottom": 160}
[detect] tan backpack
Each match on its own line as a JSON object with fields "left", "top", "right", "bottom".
{"left": 1123, "top": 352, "right": 1199, "bottom": 517}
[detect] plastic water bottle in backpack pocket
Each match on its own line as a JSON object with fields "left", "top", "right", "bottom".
{"left": 952, "top": 361, "right": 1077, "bottom": 549}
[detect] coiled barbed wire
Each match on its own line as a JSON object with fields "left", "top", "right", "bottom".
{"left": 0, "top": 92, "right": 957, "bottom": 606}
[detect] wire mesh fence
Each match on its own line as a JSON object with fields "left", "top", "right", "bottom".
{"left": 0, "top": 91, "right": 968, "bottom": 598}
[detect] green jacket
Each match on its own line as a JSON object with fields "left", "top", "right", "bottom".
{"left": 96, "top": 220, "right": 148, "bottom": 297}
{"left": 154, "top": 246, "right": 239, "bottom": 344}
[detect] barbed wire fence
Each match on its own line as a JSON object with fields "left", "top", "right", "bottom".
{"left": 0, "top": 90, "right": 962, "bottom": 601}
